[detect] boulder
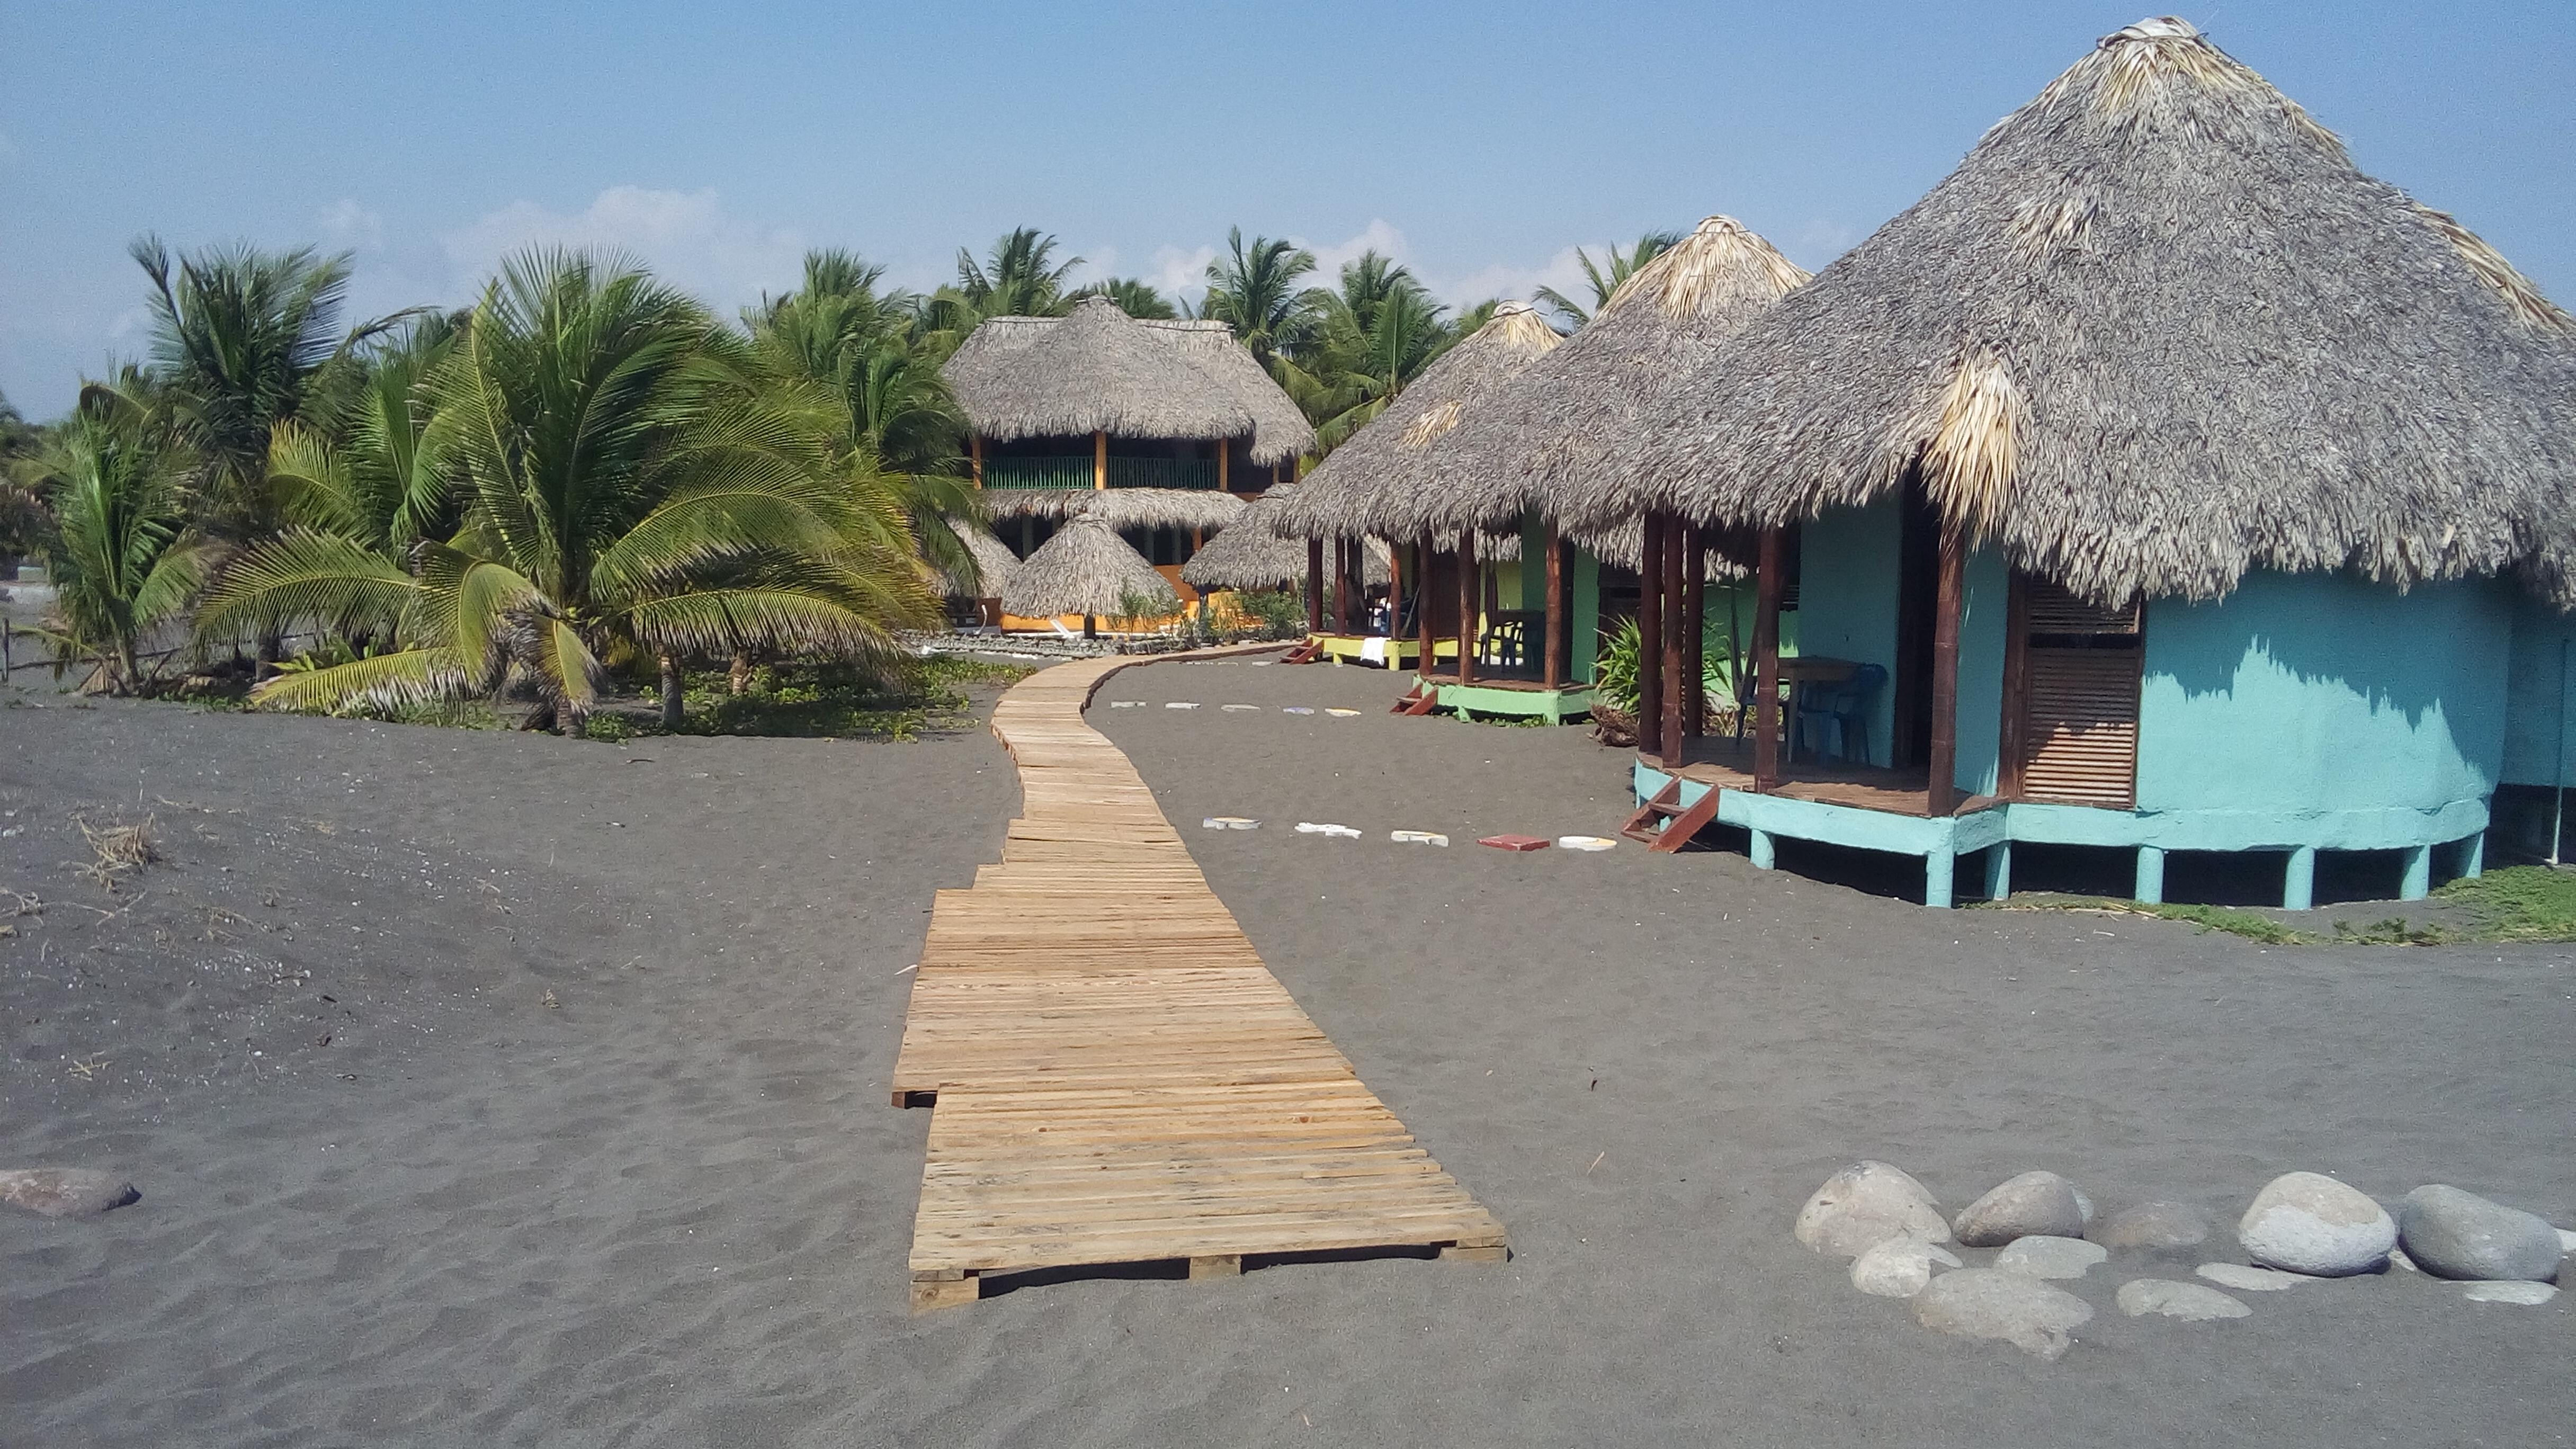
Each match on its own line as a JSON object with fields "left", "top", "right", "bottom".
{"left": 1954, "top": 1171, "right": 2087, "bottom": 1247}
{"left": 2093, "top": 1201, "right": 2211, "bottom": 1251}
{"left": 1912, "top": 1268, "right": 2094, "bottom": 1361}
{"left": 2397, "top": 1186, "right": 2561, "bottom": 1283}
{"left": 2237, "top": 1171, "right": 2394, "bottom": 1276}
{"left": 0, "top": 1167, "right": 140, "bottom": 1219}
{"left": 2117, "top": 1278, "right": 2252, "bottom": 1321}
{"left": 1995, "top": 1235, "right": 2109, "bottom": 1280}
{"left": 2196, "top": 1263, "right": 2307, "bottom": 1292}
{"left": 1850, "top": 1237, "right": 1943, "bottom": 1298}
{"left": 2462, "top": 1281, "right": 2558, "bottom": 1307}
{"left": 1794, "top": 1161, "right": 1949, "bottom": 1257}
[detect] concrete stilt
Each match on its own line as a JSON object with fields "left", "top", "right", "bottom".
{"left": 2399, "top": 843, "right": 2433, "bottom": 901}
{"left": 2134, "top": 846, "right": 2167, "bottom": 905}
{"left": 2282, "top": 845, "right": 2317, "bottom": 912}
{"left": 1925, "top": 848, "right": 1956, "bottom": 910}
{"left": 2459, "top": 831, "right": 2485, "bottom": 880}
{"left": 1749, "top": 829, "right": 1776, "bottom": 871}
{"left": 1982, "top": 842, "right": 2012, "bottom": 903}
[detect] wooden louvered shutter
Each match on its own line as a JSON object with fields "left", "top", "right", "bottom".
{"left": 2003, "top": 577, "right": 2142, "bottom": 809}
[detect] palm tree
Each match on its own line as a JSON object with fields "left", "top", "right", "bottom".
{"left": 211, "top": 250, "right": 940, "bottom": 732}
{"left": 1069, "top": 277, "right": 1176, "bottom": 319}
{"left": 0, "top": 389, "right": 44, "bottom": 564}
{"left": 1200, "top": 229, "right": 1318, "bottom": 371}
{"left": 264, "top": 312, "right": 464, "bottom": 553}
{"left": 1284, "top": 253, "right": 1458, "bottom": 450}
{"left": 1534, "top": 231, "right": 1685, "bottom": 327}
{"left": 25, "top": 395, "right": 208, "bottom": 692}
{"left": 917, "top": 228, "right": 1085, "bottom": 359}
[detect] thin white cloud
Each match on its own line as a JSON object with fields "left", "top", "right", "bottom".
{"left": 438, "top": 186, "right": 808, "bottom": 314}
{"left": 319, "top": 199, "right": 385, "bottom": 251}
{"left": 1433, "top": 244, "right": 1602, "bottom": 311}
{"left": 1299, "top": 219, "right": 1410, "bottom": 277}
{"left": 1146, "top": 243, "right": 1218, "bottom": 301}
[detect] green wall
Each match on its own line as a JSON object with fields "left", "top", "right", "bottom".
{"left": 2503, "top": 597, "right": 2576, "bottom": 789}
{"left": 2137, "top": 573, "right": 2511, "bottom": 828}
{"left": 1952, "top": 548, "right": 2010, "bottom": 797}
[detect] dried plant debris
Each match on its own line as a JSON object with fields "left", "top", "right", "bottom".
{"left": 73, "top": 813, "right": 160, "bottom": 889}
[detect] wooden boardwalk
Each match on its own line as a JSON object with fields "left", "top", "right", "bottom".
{"left": 895, "top": 650, "right": 1505, "bottom": 1309}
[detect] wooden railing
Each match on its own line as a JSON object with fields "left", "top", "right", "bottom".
{"left": 984, "top": 456, "right": 1221, "bottom": 490}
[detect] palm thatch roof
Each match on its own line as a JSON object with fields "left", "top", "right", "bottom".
{"left": 1419, "top": 214, "right": 1809, "bottom": 536}
{"left": 943, "top": 297, "right": 1317, "bottom": 466}
{"left": 1600, "top": 17, "right": 2576, "bottom": 606}
{"left": 1270, "top": 302, "right": 1564, "bottom": 540}
{"left": 1180, "top": 488, "right": 1392, "bottom": 592}
{"left": 941, "top": 522, "right": 1022, "bottom": 598}
{"left": 1000, "top": 515, "right": 1179, "bottom": 620}
{"left": 980, "top": 486, "right": 1250, "bottom": 531}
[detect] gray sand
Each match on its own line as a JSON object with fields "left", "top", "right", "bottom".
{"left": 4, "top": 655, "right": 2571, "bottom": 1445}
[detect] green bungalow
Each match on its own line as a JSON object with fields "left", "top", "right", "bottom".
{"left": 1564, "top": 19, "right": 2576, "bottom": 908}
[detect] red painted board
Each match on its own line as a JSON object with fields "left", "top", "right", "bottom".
{"left": 1478, "top": 834, "right": 1552, "bottom": 852}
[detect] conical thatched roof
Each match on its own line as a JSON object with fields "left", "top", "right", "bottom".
{"left": 980, "top": 486, "right": 1249, "bottom": 532}
{"left": 944, "top": 298, "right": 1317, "bottom": 466}
{"left": 1001, "top": 515, "right": 1179, "bottom": 619}
{"left": 1180, "top": 488, "right": 1392, "bottom": 592}
{"left": 1420, "top": 215, "right": 1808, "bottom": 536}
{"left": 941, "top": 522, "right": 1021, "bottom": 598}
{"left": 1603, "top": 17, "right": 2576, "bottom": 606}
{"left": 1271, "top": 302, "right": 1565, "bottom": 541}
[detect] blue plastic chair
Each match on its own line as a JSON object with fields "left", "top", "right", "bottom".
{"left": 1795, "top": 663, "right": 1888, "bottom": 764}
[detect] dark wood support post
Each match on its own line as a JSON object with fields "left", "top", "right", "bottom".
{"left": 1638, "top": 511, "right": 1665, "bottom": 761}
{"left": 1387, "top": 539, "right": 1405, "bottom": 640}
{"left": 1680, "top": 521, "right": 1705, "bottom": 741}
{"left": 1927, "top": 526, "right": 1966, "bottom": 816}
{"left": 1417, "top": 533, "right": 1436, "bottom": 673}
{"left": 1332, "top": 539, "right": 1353, "bottom": 632}
{"left": 1752, "top": 527, "right": 1783, "bottom": 790}
{"left": 1658, "top": 516, "right": 1686, "bottom": 767}
{"left": 969, "top": 434, "right": 984, "bottom": 488}
{"left": 1554, "top": 530, "right": 1576, "bottom": 682}
{"left": 1542, "top": 520, "right": 1566, "bottom": 690}
{"left": 1304, "top": 538, "right": 1324, "bottom": 633}
{"left": 1455, "top": 531, "right": 1479, "bottom": 686}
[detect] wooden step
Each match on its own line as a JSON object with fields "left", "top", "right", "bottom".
{"left": 1617, "top": 779, "right": 1683, "bottom": 845}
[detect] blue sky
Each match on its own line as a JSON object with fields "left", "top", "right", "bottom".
{"left": 3, "top": 1, "right": 2569, "bottom": 417}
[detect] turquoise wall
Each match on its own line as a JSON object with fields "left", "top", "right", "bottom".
{"left": 1952, "top": 547, "right": 2010, "bottom": 797}
{"left": 2136, "top": 573, "right": 2511, "bottom": 839}
{"left": 1795, "top": 498, "right": 1902, "bottom": 766}
{"left": 2503, "top": 597, "right": 2576, "bottom": 788}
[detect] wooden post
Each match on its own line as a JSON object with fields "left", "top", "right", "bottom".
{"left": 1417, "top": 533, "right": 1437, "bottom": 674}
{"left": 1542, "top": 520, "right": 1565, "bottom": 690}
{"left": 1927, "top": 526, "right": 1965, "bottom": 816}
{"left": 1218, "top": 439, "right": 1229, "bottom": 493}
{"left": 1305, "top": 538, "right": 1324, "bottom": 632}
{"left": 1752, "top": 527, "right": 1783, "bottom": 790}
{"left": 1332, "top": 539, "right": 1353, "bottom": 632}
{"left": 1456, "top": 530, "right": 1479, "bottom": 686}
{"left": 1093, "top": 431, "right": 1107, "bottom": 490}
{"left": 1658, "top": 517, "right": 1686, "bottom": 767}
{"left": 969, "top": 434, "right": 984, "bottom": 488}
{"left": 1387, "top": 539, "right": 1405, "bottom": 641}
{"left": 1638, "top": 511, "right": 1665, "bottom": 761}
{"left": 1680, "top": 522, "right": 1705, "bottom": 743}
{"left": 1998, "top": 571, "right": 2030, "bottom": 800}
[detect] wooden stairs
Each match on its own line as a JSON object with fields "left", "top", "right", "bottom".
{"left": 1618, "top": 777, "right": 1722, "bottom": 853}
{"left": 1390, "top": 681, "right": 1442, "bottom": 715}
{"left": 1280, "top": 640, "right": 1323, "bottom": 664}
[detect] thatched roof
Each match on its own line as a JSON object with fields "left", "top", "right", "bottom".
{"left": 1000, "top": 515, "right": 1179, "bottom": 619}
{"left": 1418, "top": 214, "right": 1809, "bottom": 536}
{"left": 944, "top": 297, "right": 1317, "bottom": 466}
{"left": 1599, "top": 18, "right": 2576, "bottom": 606}
{"left": 1180, "top": 488, "right": 1392, "bottom": 592}
{"left": 1271, "top": 302, "right": 1564, "bottom": 540}
{"left": 980, "top": 486, "right": 1249, "bottom": 531}
{"left": 942, "top": 522, "right": 1021, "bottom": 598}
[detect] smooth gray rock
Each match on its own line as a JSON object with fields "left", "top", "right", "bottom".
{"left": 2118, "top": 1278, "right": 2252, "bottom": 1321}
{"left": 2197, "top": 1263, "right": 2308, "bottom": 1292}
{"left": 1995, "top": 1235, "right": 2109, "bottom": 1280}
{"left": 1954, "top": 1171, "right": 2087, "bottom": 1247}
{"left": 1850, "top": 1236, "right": 1941, "bottom": 1298}
{"left": 0, "top": 1167, "right": 139, "bottom": 1219}
{"left": 2238, "top": 1171, "right": 2394, "bottom": 1276}
{"left": 1795, "top": 1161, "right": 1949, "bottom": 1257}
{"left": 1913, "top": 1268, "right": 2094, "bottom": 1361}
{"left": 2398, "top": 1185, "right": 2562, "bottom": 1283}
{"left": 2094, "top": 1201, "right": 2211, "bottom": 1251}
{"left": 2462, "top": 1281, "right": 2558, "bottom": 1306}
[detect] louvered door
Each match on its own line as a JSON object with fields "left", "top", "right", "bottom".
{"left": 2003, "top": 578, "right": 2142, "bottom": 809}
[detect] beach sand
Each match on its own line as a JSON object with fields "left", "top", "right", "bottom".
{"left": 4, "top": 654, "right": 2571, "bottom": 1446}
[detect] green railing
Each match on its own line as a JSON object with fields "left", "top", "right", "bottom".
{"left": 984, "top": 455, "right": 1222, "bottom": 490}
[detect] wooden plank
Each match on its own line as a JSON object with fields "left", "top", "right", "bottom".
{"left": 1639, "top": 510, "right": 1665, "bottom": 761}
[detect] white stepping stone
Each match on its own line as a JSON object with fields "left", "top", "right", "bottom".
{"left": 1108, "top": 700, "right": 1143, "bottom": 708}
{"left": 1221, "top": 704, "right": 1260, "bottom": 711}
{"left": 1557, "top": 836, "right": 1618, "bottom": 852}
{"left": 1201, "top": 817, "right": 1260, "bottom": 830}
{"left": 1294, "top": 821, "right": 1361, "bottom": 838}
{"left": 1283, "top": 706, "right": 1316, "bottom": 714}
{"left": 1390, "top": 830, "right": 1449, "bottom": 846}
{"left": 2463, "top": 1281, "right": 2558, "bottom": 1306}
{"left": 1325, "top": 708, "right": 1361, "bottom": 717}
{"left": 1251, "top": 660, "right": 1273, "bottom": 666}
{"left": 2196, "top": 1263, "right": 2307, "bottom": 1292}
{"left": 1165, "top": 702, "right": 1200, "bottom": 710}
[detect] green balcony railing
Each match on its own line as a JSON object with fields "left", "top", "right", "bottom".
{"left": 984, "top": 455, "right": 1223, "bottom": 490}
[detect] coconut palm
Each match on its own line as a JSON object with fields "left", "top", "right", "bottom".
{"left": 1534, "top": 231, "right": 1685, "bottom": 327}
{"left": 1200, "top": 229, "right": 1319, "bottom": 370}
{"left": 0, "top": 389, "right": 44, "bottom": 562}
{"left": 217, "top": 249, "right": 940, "bottom": 732}
{"left": 25, "top": 396, "right": 208, "bottom": 692}
{"left": 1284, "top": 254, "right": 1459, "bottom": 450}
{"left": 1070, "top": 276, "right": 1176, "bottom": 319}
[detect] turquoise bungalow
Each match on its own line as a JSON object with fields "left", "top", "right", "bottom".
{"left": 1568, "top": 19, "right": 2576, "bottom": 908}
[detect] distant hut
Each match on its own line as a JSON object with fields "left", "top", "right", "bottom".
{"left": 1271, "top": 302, "right": 1575, "bottom": 696}
{"left": 1588, "top": 17, "right": 2576, "bottom": 908}
{"left": 943, "top": 296, "right": 1314, "bottom": 618}
{"left": 939, "top": 522, "right": 1024, "bottom": 629}
{"left": 1001, "top": 515, "right": 1181, "bottom": 639}
{"left": 1183, "top": 487, "right": 1392, "bottom": 594}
